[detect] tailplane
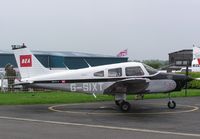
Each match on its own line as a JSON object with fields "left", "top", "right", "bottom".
{"left": 12, "top": 44, "right": 51, "bottom": 79}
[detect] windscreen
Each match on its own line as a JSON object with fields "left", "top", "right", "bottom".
{"left": 143, "top": 64, "right": 158, "bottom": 75}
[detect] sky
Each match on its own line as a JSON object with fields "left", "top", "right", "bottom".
{"left": 0, "top": 0, "right": 200, "bottom": 60}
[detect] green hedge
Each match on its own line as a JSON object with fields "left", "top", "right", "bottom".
{"left": 181, "top": 72, "right": 200, "bottom": 89}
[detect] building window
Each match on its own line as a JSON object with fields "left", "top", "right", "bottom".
{"left": 182, "top": 61, "right": 188, "bottom": 66}
{"left": 125, "top": 66, "right": 144, "bottom": 76}
{"left": 108, "top": 68, "right": 122, "bottom": 77}
{"left": 175, "top": 61, "right": 182, "bottom": 65}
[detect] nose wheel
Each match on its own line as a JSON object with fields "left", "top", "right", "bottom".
{"left": 167, "top": 93, "right": 176, "bottom": 109}
{"left": 168, "top": 100, "right": 176, "bottom": 109}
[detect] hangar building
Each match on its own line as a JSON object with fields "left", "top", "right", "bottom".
{"left": 168, "top": 49, "right": 192, "bottom": 71}
{"left": 0, "top": 50, "right": 128, "bottom": 70}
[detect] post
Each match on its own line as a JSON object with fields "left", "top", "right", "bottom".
{"left": 185, "top": 61, "right": 189, "bottom": 97}
{"left": 1, "top": 76, "right": 3, "bottom": 91}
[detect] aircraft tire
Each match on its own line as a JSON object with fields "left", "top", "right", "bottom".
{"left": 115, "top": 100, "right": 120, "bottom": 106}
{"left": 168, "top": 100, "right": 176, "bottom": 109}
{"left": 120, "top": 101, "right": 131, "bottom": 112}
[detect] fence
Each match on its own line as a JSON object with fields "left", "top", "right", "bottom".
{"left": 0, "top": 75, "right": 22, "bottom": 92}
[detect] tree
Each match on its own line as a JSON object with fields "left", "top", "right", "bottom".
{"left": 142, "top": 60, "right": 168, "bottom": 69}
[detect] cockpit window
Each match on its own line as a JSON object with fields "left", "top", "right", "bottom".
{"left": 143, "top": 64, "right": 158, "bottom": 75}
{"left": 108, "top": 68, "right": 122, "bottom": 77}
{"left": 94, "top": 71, "right": 104, "bottom": 77}
{"left": 125, "top": 66, "right": 144, "bottom": 76}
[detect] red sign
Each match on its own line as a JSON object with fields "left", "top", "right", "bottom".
{"left": 20, "top": 55, "right": 32, "bottom": 67}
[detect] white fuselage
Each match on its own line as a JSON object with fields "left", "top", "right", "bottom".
{"left": 24, "top": 62, "right": 173, "bottom": 94}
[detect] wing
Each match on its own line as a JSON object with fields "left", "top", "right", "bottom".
{"left": 104, "top": 78, "right": 150, "bottom": 95}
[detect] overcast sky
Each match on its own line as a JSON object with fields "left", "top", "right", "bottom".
{"left": 0, "top": 0, "right": 200, "bottom": 60}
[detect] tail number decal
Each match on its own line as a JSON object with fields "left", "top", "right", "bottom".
{"left": 20, "top": 55, "right": 32, "bottom": 67}
{"left": 70, "top": 83, "right": 104, "bottom": 92}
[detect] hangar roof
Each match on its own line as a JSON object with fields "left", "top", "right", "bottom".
{"left": 0, "top": 50, "right": 125, "bottom": 58}
{"left": 33, "top": 50, "right": 117, "bottom": 57}
{"left": 168, "top": 49, "right": 192, "bottom": 55}
{"left": 0, "top": 50, "right": 11, "bottom": 54}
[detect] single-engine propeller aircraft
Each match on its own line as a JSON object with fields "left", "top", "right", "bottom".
{"left": 12, "top": 44, "right": 194, "bottom": 112}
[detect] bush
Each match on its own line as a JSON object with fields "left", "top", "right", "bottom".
{"left": 187, "top": 72, "right": 200, "bottom": 89}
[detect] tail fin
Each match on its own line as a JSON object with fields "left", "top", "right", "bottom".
{"left": 192, "top": 46, "right": 200, "bottom": 66}
{"left": 12, "top": 44, "right": 51, "bottom": 79}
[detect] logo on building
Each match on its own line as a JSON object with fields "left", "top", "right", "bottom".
{"left": 20, "top": 55, "right": 32, "bottom": 67}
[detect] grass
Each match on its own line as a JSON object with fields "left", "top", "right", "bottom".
{"left": 0, "top": 89, "right": 199, "bottom": 105}
{"left": 0, "top": 91, "right": 113, "bottom": 105}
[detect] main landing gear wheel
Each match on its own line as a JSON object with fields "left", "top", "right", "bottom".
{"left": 115, "top": 100, "right": 121, "bottom": 106}
{"left": 168, "top": 100, "right": 176, "bottom": 109}
{"left": 120, "top": 101, "right": 131, "bottom": 112}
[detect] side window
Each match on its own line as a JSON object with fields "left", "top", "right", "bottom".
{"left": 125, "top": 66, "right": 144, "bottom": 76}
{"left": 108, "top": 68, "right": 122, "bottom": 77}
{"left": 94, "top": 71, "right": 104, "bottom": 77}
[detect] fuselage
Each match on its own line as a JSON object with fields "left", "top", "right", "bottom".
{"left": 22, "top": 62, "right": 190, "bottom": 94}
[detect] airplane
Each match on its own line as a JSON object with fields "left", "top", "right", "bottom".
{"left": 191, "top": 46, "right": 200, "bottom": 71}
{"left": 12, "top": 44, "right": 194, "bottom": 112}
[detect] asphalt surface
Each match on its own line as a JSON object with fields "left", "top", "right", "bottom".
{"left": 0, "top": 97, "right": 200, "bottom": 139}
